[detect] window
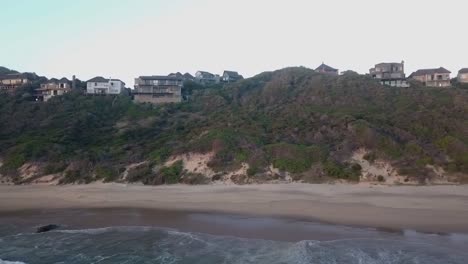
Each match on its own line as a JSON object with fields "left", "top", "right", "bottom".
{"left": 95, "top": 83, "right": 98, "bottom": 86}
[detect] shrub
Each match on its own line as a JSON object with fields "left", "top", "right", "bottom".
{"left": 324, "top": 161, "right": 361, "bottom": 182}
{"left": 160, "top": 160, "right": 184, "bottom": 184}
{"left": 363, "top": 152, "right": 377, "bottom": 163}
{"left": 95, "top": 166, "right": 119, "bottom": 182}
{"left": 43, "top": 163, "right": 67, "bottom": 175}
{"left": 2, "top": 152, "right": 26, "bottom": 171}
{"left": 60, "top": 170, "right": 83, "bottom": 184}
{"left": 377, "top": 175, "right": 385, "bottom": 182}
{"left": 266, "top": 144, "right": 323, "bottom": 174}
{"left": 149, "top": 147, "right": 171, "bottom": 164}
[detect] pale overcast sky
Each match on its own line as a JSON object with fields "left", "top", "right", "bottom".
{"left": 1, "top": 0, "right": 467, "bottom": 85}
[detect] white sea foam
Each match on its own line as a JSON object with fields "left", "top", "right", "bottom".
{"left": 0, "top": 259, "right": 27, "bottom": 264}
{"left": 57, "top": 226, "right": 167, "bottom": 235}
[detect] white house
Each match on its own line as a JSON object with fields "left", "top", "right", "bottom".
{"left": 458, "top": 68, "right": 468, "bottom": 84}
{"left": 86, "top": 77, "right": 125, "bottom": 95}
{"left": 195, "top": 71, "right": 220, "bottom": 85}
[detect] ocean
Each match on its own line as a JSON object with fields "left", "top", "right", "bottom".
{"left": 0, "top": 209, "right": 467, "bottom": 264}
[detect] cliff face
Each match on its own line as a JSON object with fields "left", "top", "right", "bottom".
{"left": 0, "top": 67, "right": 467, "bottom": 185}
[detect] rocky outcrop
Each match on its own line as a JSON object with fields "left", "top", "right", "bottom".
{"left": 36, "top": 224, "right": 60, "bottom": 233}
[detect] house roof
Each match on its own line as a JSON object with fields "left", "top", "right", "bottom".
{"left": 139, "top": 75, "right": 183, "bottom": 81}
{"left": 183, "top": 73, "right": 194, "bottom": 79}
{"left": 458, "top": 68, "right": 468, "bottom": 74}
{"left": 196, "top": 71, "right": 215, "bottom": 78}
{"left": 223, "top": 71, "right": 243, "bottom": 78}
{"left": 86, "top": 77, "right": 125, "bottom": 84}
{"left": 410, "top": 67, "right": 451, "bottom": 77}
{"left": 315, "top": 63, "right": 338, "bottom": 72}
{"left": 169, "top": 72, "right": 184, "bottom": 78}
{"left": 59, "top": 77, "right": 70, "bottom": 83}
{"left": 375, "top": 62, "right": 404, "bottom": 67}
{"left": 87, "top": 76, "right": 109, "bottom": 83}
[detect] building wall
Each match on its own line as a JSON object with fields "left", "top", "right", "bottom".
{"left": 41, "top": 82, "right": 71, "bottom": 90}
{"left": 370, "top": 63, "right": 405, "bottom": 79}
{"left": 86, "top": 81, "right": 123, "bottom": 95}
{"left": 0, "top": 78, "right": 29, "bottom": 85}
{"left": 412, "top": 73, "right": 451, "bottom": 87}
{"left": 42, "top": 89, "right": 69, "bottom": 102}
{"left": 426, "top": 80, "right": 451, "bottom": 87}
{"left": 381, "top": 79, "right": 410, "bottom": 88}
{"left": 134, "top": 94, "right": 182, "bottom": 104}
{"left": 458, "top": 73, "right": 468, "bottom": 83}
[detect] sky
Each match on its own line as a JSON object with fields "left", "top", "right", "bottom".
{"left": 1, "top": 0, "right": 467, "bottom": 86}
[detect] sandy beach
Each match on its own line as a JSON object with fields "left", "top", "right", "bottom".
{"left": 1, "top": 183, "right": 468, "bottom": 234}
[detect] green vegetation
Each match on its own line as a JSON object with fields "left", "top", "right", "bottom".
{"left": 160, "top": 161, "right": 184, "bottom": 184}
{"left": 266, "top": 143, "right": 324, "bottom": 173}
{"left": 0, "top": 67, "right": 467, "bottom": 184}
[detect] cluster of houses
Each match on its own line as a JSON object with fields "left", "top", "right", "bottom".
{"left": 1, "top": 63, "right": 467, "bottom": 104}
{"left": 317, "top": 61, "right": 464, "bottom": 88}
{"left": 0, "top": 70, "right": 244, "bottom": 104}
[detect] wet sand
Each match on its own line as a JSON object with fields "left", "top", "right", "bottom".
{"left": 1, "top": 183, "right": 468, "bottom": 234}
{"left": 0, "top": 208, "right": 401, "bottom": 242}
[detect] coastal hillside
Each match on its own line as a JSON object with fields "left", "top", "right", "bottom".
{"left": 0, "top": 66, "right": 18, "bottom": 75}
{"left": 0, "top": 67, "right": 467, "bottom": 185}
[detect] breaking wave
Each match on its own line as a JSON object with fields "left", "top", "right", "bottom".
{"left": 0, "top": 226, "right": 467, "bottom": 264}
{"left": 0, "top": 260, "right": 27, "bottom": 264}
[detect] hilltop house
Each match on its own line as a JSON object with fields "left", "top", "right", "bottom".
{"left": 315, "top": 63, "right": 338, "bottom": 75}
{"left": 36, "top": 77, "right": 71, "bottom": 102}
{"left": 222, "top": 71, "right": 244, "bottom": 83}
{"left": 183, "top": 73, "right": 195, "bottom": 81}
{"left": 168, "top": 72, "right": 184, "bottom": 79}
{"left": 457, "top": 68, "right": 468, "bottom": 84}
{"left": 0, "top": 72, "right": 38, "bottom": 92}
{"left": 133, "top": 75, "right": 183, "bottom": 104}
{"left": 195, "top": 71, "right": 220, "bottom": 85}
{"left": 86, "top": 77, "right": 125, "bottom": 95}
{"left": 409, "top": 67, "right": 451, "bottom": 87}
{"left": 169, "top": 72, "right": 195, "bottom": 82}
{"left": 369, "top": 61, "right": 410, "bottom": 87}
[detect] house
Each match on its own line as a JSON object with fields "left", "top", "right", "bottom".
{"left": 369, "top": 61, "right": 410, "bottom": 88}
{"left": 409, "top": 67, "right": 451, "bottom": 87}
{"left": 222, "top": 71, "right": 244, "bottom": 83}
{"left": 315, "top": 63, "right": 338, "bottom": 75}
{"left": 35, "top": 77, "right": 71, "bottom": 102}
{"left": 0, "top": 72, "right": 38, "bottom": 92}
{"left": 86, "top": 77, "right": 125, "bottom": 95}
{"left": 195, "top": 71, "right": 220, "bottom": 84}
{"left": 169, "top": 72, "right": 195, "bottom": 81}
{"left": 168, "top": 72, "right": 184, "bottom": 79}
{"left": 457, "top": 68, "right": 468, "bottom": 84}
{"left": 133, "top": 75, "right": 183, "bottom": 104}
{"left": 183, "top": 73, "right": 195, "bottom": 81}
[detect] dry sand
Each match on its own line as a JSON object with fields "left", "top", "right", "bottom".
{"left": 0, "top": 183, "right": 468, "bottom": 233}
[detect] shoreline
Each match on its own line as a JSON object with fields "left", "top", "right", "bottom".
{"left": 1, "top": 183, "right": 468, "bottom": 234}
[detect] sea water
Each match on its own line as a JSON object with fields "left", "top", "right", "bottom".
{"left": 1, "top": 226, "right": 467, "bottom": 264}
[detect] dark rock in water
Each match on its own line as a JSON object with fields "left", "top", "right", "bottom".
{"left": 36, "top": 224, "right": 60, "bottom": 233}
